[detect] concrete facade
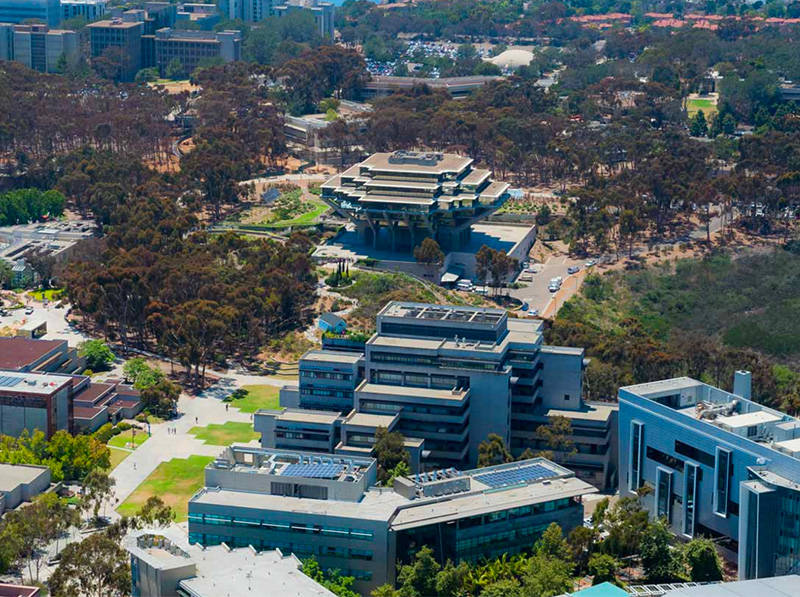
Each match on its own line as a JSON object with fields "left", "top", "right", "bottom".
{"left": 321, "top": 151, "right": 510, "bottom": 253}
{"left": 0, "top": 463, "right": 51, "bottom": 513}
{"left": 619, "top": 375, "right": 800, "bottom": 580}
{"left": 11, "top": 24, "right": 78, "bottom": 73}
{"left": 258, "top": 301, "right": 617, "bottom": 489}
{"left": 154, "top": 27, "right": 241, "bottom": 76}
{"left": 188, "top": 445, "right": 596, "bottom": 593}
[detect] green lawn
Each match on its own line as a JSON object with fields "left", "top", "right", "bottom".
{"left": 108, "top": 447, "right": 130, "bottom": 470}
{"left": 108, "top": 431, "right": 149, "bottom": 450}
{"left": 28, "top": 288, "right": 64, "bottom": 301}
{"left": 189, "top": 421, "right": 258, "bottom": 445}
{"left": 117, "top": 455, "right": 213, "bottom": 522}
{"left": 232, "top": 385, "right": 280, "bottom": 413}
{"left": 262, "top": 197, "right": 328, "bottom": 228}
{"left": 686, "top": 97, "right": 717, "bottom": 118}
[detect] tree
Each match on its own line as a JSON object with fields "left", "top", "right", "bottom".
{"left": 122, "top": 357, "right": 164, "bottom": 389}
{"left": 640, "top": 519, "right": 686, "bottom": 582}
{"left": 568, "top": 525, "right": 596, "bottom": 574}
{"left": 79, "top": 340, "right": 115, "bottom": 371}
{"left": 135, "top": 67, "right": 159, "bottom": 83}
{"left": 81, "top": 468, "right": 115, "bottom": 523}
{"left": 685, "top": 537, "right": 723, "bottom": 582}
{"left": 537, "top": 523, "right": 573, "bottom": 565}
{"left": 137, "top": 496, "right": 176, "bottom": 528}
{"left": 24, "top": 248, "right": 57, "bottom": 289}
{"left": 373, "top": 427, "right": 409, "bottom": 485}
{"left": 535, "top": 416, "right": 577, "bottom": 464}
{"left": 385, "top": 460, "right": 410, "bottom": 488}
{"left": 165, "top": 57, "right": 184, "bottom": 80}
{"left": 475, "top": 245, "right": 493, "bottom": 289}
{"left": 140, "top": 378, "right": 181, "bottom": 419}
{"left": 413, "top": 238, "right": 444, "bottom": 280}
{"left": 690, "top": 110, "right": 708, "bottom": 137}
{"left": 49, "top": 531, "right": 130, "bottom": 597}
{"left": 302, "top": 557, "right": 359, "bottom": 597}
{"left": 395, "top": 546, "right": 440, "bottom": 597}
{"left": 588, "top": 553, "right": 619, "bottom": 585}
{"left": 522, "top": 552, "right": 574, "bottom": 597}
{"left": 477, "top": 433, "right": 513, "bottom": 468}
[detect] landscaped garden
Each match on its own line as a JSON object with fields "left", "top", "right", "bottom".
{"left": 227, "top": 184, "right": 328, "bottom": 229}
{"left": 108, "top": 430, "right": 149, "bottom": 450}
{"left": 117, "top": 455, "right": 214, "bottom": 522}
{"left": 189, "top": 421, "right": 259, "bottom": 445}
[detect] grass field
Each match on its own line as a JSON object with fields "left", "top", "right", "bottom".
{"left": 262, "top": 197, "right": 328, "bottom": 228}
{"left": 117, "top": 455, "right": 214, "bottom": 522}
{"left": 28, "top": 288, "right": 64, "bottom": 301}
{"left": 233, "top": 385, "right": 281, "bottom": 413}
{"left": 108, "top": 447, "right": 130, "bottom": 470}
{"left": 686, "top": 97, "right": 717, "bottom": 118}
{"left": 189, "top": 421, "right": 258, "bottom": 445}
{"left": 108, "top": 431, "right": 149, "bottom": 450}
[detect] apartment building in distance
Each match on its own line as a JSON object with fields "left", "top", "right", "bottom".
{"left": 259, "top": 301, "right": 618, "bottom": 490}
{"left": 0, "top": 0, "right": 60, "bottom": 27}
{"left": 188, "top": 445, "right": 596, "bottom": 593}
{"left": 10, "top": 24, "right": 79, "bottom": 73}
{"left": 321, "top": 151, "right": 510, "bottom": 253}
{"left": 154, "top": 27, "right": 241, "bottom": 76}
{"left": 619, "top": 372, "right": 800, "bottom": 580}
{"left": 61, "top": 0, "right": 108, "bottom": 23}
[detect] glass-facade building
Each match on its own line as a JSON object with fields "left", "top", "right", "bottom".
{"left": 0, "top": 0, "right": 60, "bottom": 27}
{"left": 619, "top": 374, "right": 800, "bottom": 580}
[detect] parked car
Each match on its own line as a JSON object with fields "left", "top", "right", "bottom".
{"left": 585, "top": 259, "right": 597, "bottom": 267}
{"left": 548, "top": 283, "right": 560, "bottom": 292}
{"left": 529, "top": 308, "right": 539, "bottom": 317}
{"left": 521, "top": 301, "right": 529, "bottom": 311}
{"left": 456, "top": 279, "right": 473, "bottom": 291}
{"left": 567, "top": 266, "right": 580, "bottom": 274}
{"left": 24, "top": 307, "right": 33, "bottom": 315}
{"left": 549, "top": 277, "right": 562, "bottom": 286}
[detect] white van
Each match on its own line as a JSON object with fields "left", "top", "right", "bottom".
{"left": 456, "top": 279, "right": 473, "bottom": 291}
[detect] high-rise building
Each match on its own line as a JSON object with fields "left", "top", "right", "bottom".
{"left": 0, "top": 22, "right": 14, "bottom": 60}
{"left": 87, "top": 17, "right": 144, "bottom": 81}
{"left": 226, "top": 0, "right": 271, "bottom": 22}
{"left": 321, "top": 151, "right": 510, "bottom": 252}
{"left": 61, "top": 0, "right": 107, "bottom": 23}
{"left": 0, "top": 0, "right": 60, "bottom": 27}
{"left": 187, "top": 445, "right": 597, "bottom": 593}
{"left": 154, "top": 27, "right": 241, "bottom": 76}
{"left": 259, "top": 301, "right": 618, "bottom": 489}
{"left": 12, "top": 24, "right": 79, "bottom": 73}
{"left": 619, "top": 372, "right": 800, "bottom": 580}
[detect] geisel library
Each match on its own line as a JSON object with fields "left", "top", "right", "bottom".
{"left": 320, "top": 150, "right": 510, "bottom": 252}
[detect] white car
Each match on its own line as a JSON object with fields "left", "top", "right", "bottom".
{"left": 456, "top": 280, "right": 473, "bottom": 291}
{"left": 585, "top": 259, "right": 597, "bottom": 267}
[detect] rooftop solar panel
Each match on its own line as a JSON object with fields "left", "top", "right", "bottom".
{"left": 473, "top": 464, "right": 555, "bottom": 488}
{"left": 0, "top": 375, "right": 22, "bottom": 388}
{"left": 282, "top": 463, "right": 344, "bottom": 479}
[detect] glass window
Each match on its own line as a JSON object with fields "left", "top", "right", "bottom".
{"left": 630, "top": 421, "right": 644, "bottom": 491}
{"left": 656, "top": 468, "right": 673, "bottom": 522}
{"left": 684, "top": 463, "right": 698, "bottom": 537}
{"left": 714, "top": 448, "right": 731, "bottom": 517}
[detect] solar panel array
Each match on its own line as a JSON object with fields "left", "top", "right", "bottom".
{"left": 282, "top": 463, "right": 344, "bottom": 479}
{"left": 473, "top": 464, "right": 555, "bottom": 488}
{"left": 0, "top": 375, "right": 22, "bottom": 388}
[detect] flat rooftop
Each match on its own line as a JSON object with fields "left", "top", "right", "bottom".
{"left": 0, "top": 337, "right": 63, "bottom": 370}
{"left": 360, "top": 151, "right": 472, "bottom": 175}
{"left": 358, "top": 381, "right": 469, "bottom": 402}
{"left": 343, "top": 411, "right": 399, "bottom": 429}
{"left": 273, "top": 409, "right": 339, "bottom": 426}
{"left": 125, "top": 529, "right": 335, "bottom": 597}
{"left": 716, "top": 411, "right": 781, "bottom": 428}
{"left": 302, "top": 349, "right": 362, "bottom": 365}
{"left": 87, "top": 19, "right": 142, "bottom": 28}
{"left": 0, "top": 463, "right": 49, "bottom": 492}
{"left": 379, "top": 301, "right": 505, "bottom": 325}
{"left": 0, "top": 370, "right": 71, "bottom": 395}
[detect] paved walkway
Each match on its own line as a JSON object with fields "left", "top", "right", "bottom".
{"left": 109, "top": 372, "right": 283, "bottom": 508}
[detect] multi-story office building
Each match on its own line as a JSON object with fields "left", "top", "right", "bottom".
{"left": 12, "top": 24, "right": 79, "bottom": 73}
{"left": 61, "top": 0, "right": 107, "bottom": 23}
{"left": 175, "top": 3, "right": 220, "bottom": 30}
{"left": 272, "top": 0, "right": 334, "bottom": 38}
{"left": 188, "top": 445, "right": 596, "bottom": 593}
{"left": 0, "top": 370, "right": 73, "bottom": 438}
{"left": 225, "top": 0, "right": 271, "bottom": 22}
{"left": 321, "top": 151, "right": 510, "bottom": 252}
{"left": 0, "top": 0, "right": 60, "bottom": 27}
{"left": 87, "top": 18, "right": 144, "bottom": 81}
{"left": 619, "top": 372, "right": 800, "bottom": 580}
{"left": 260, "top": 301, "right": 618, "bottom": 489}
{"left": 0, "top": 22, "right": 13, "bottom": 60}
{"left": 153, "top": 27, "right": 241, "bottom": 76}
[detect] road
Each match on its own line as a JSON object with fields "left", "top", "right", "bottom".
{"left": 0, "top": 299, "right": 89, "bottom": 346}
{"left": 509, "top": 254, "right": 588, "bottom": 317}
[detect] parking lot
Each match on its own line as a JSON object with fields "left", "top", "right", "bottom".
{"left": 510, "top": 255, "right": 589, "bottom": 317}
{"left": 0, "top": 300, "right": 87, "bottom": 345}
